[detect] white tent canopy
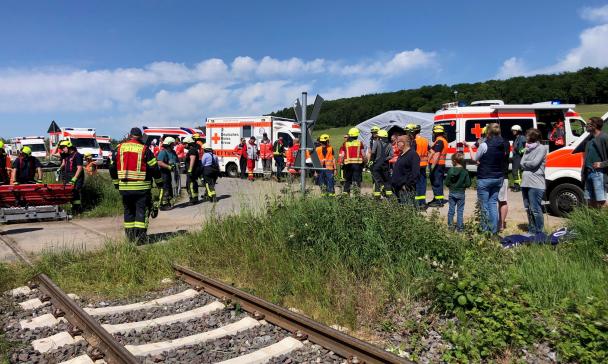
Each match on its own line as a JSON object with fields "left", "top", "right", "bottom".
{"left": 355, "top": 110, "right": 435, "bottom": 148}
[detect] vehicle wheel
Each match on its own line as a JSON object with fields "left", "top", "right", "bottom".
{"left": 549, "top": 183, "right": 584, "bottom": 217}
{"left": 226, "top": 163, "right": 239, "bottom": 178}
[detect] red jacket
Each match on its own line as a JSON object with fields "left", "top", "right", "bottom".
{"left": 259, "top": 141, "right": 273, "bottom": 159}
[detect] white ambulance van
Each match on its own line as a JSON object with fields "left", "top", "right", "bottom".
{"left": 433, "top": 100, "right": 586, "bottom": 168}
{"left": 96, "top": 135, "right": 113, "bottom": 166}
{"left": 11, "top": 136, "right": 47, "bottom": 161}
{"left": 205, "top": 116, "right": 300, "bottom": 177}
{"left": 51, "top": 128, "right": 103, "bottom": 165}
{"left": 142, "top": 126, "right": 205, "bottom": 144}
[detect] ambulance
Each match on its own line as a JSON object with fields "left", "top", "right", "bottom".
{"left": 50, "top": 127, "right": 104, "bottom": 165}
{"left": 205, "top": 116, "right": 300, "bottom": 177}
{"left": 142, "top": 126, "right": 205, "bottom": 144}
{"left": 544, "top": 111, "right": 608, "bottom": 217}
{"left": 10, "top": 136, "right": 48, "bottom": 161}
{"left": 96, "top": 135, "right": 113, "bottom": 166}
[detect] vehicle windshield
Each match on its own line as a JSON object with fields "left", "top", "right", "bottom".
{"left": 98, "top": 142, "right": 112, "bottom": 151}
{"left": 71, "top": 138, "right": 99, "bottom": 149}
{"left": 24, "top": 143, "right": 46, "bottom": 152}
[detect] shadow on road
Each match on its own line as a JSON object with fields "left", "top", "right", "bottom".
{"left": 1, "top": 227, "right": 44, "bottom": 235}
{"left": 147, "top": 230, "right": 188, "bottom": 244}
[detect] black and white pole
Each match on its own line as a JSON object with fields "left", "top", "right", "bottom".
{"left": 300, "top": 92, "right": 307, "bottom": 194}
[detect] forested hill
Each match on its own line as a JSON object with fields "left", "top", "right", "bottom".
{"left": 270, "top": 67, "right": 608, "bottom": 129}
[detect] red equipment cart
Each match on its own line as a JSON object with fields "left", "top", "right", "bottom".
{"left": 0, "top": 184, "right": 74, "bottom": 223}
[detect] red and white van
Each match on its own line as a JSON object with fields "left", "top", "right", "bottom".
{"left": 142, "top": 126, "right": 205, "bottom": 144}
{"left": 205, "top": 116, "right": 300, "bottom": 177}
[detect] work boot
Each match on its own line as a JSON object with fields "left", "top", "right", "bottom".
{"left": 160, "top": 204, "right": 173, "bottom": 211}
{"left": 427, "top": 199, "right": 443, "bottom": 208}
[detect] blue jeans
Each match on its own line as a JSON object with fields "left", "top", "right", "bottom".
{"left": 415, "top": 166, "right": 427, "bottom": 206}
{"left": 584, "top": 170, "right": 606, "bottom": 202}
{"left": 521, "top": 187, "right": 544, "bottom": 234}
{"left": 477, "top": 177, "right": 503, "bottom": 234}
{"left": 447, "top": 191, "right": 465, "bottom": 231}
{"left": 430, "top": 165, "right": 445, "bottom": 201}
{"left": 318, "top": 169, "right": 335, "bottom": 195}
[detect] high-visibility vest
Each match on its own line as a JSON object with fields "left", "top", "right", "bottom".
{"left": 415, "top": 135, "right": 430, "bottom": 167}
{"left": 260, "top": 142, "right": 273, "bottom": 159}
{"left": 116, "top": 140, "right": 154, "bottom": 190}
{"left": 430, "top": 136, "right": 448, "bottom": 166}
{"left": 273, "top": 141, "right": 285, "bottom": 156}
{"left": 85, "top": 161, "right": 97, "bottom": 176}
{"left": 316, "top": 145, "right": 335, "bottom": 170}
{"left": 343, "top": 140, "right": 363, "bottom": 164}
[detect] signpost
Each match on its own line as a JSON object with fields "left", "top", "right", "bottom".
{"left": 292, "top": 92, "right": 324, "bottom": 194}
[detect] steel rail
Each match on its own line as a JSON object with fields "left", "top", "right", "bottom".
{"left": 173, "top": 264, "right": 410, "bottom": 364}
{"left": 33, "top": 273, "right": 139, "bottom": 364}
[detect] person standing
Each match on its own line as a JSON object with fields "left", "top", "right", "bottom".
{"left": 427, "top": 125, "right": 448, "bottom": 207}
{"left": 469, "top": 123, "right": 506, "bottom": 234}
{"left": 0, "top": 141, "right": 12, "bottom": 185}
{"left": 11, "top": 147, "right": 43, "bottom": 184}
{"left": 201, "top": 144, "right": 220, "bottom": 203}
{"left": 367, "top": 126, "right": 380, "bottom": 162}
{"left": 498, "top": 130, "right": 511, "bottom": 232}
{"left": 343, "top": 128, "right": 365, "bottom": 194}
{"left": 391, "top": 134, "right": 420, "bottom": 205}
{"left": 109, "top": 128, "right": 162, "bottom": 244}
{"left": 520, "top": 128, "right": 547, "bottom": 234}
{"left": 315, "top": 134, "right": 336, "bottom": 196}
{"left": 234, "top": 138, "right": 248, "bottom": 179}
{"left": 84, "top": 153, "right": 98, "bottom": 176}
{"left": 510, "top": 125, "right": 526, "bottom": 192}
{"left": 157, "top": 137, "right": 178, "bottom": 210}
{"left": 259, "top": 133, "right": 273, "bottom": 180}
{"left": 574, "top": 116, "right": 608, "bottom": 208}
{"left": 246, "top": 136, "right": 259, "bottom": 181}
{"left": 272, "top": 136, "right": 286, "bottom": 181}
{"left": 445, "top": 152, "right": 471, "bottom": 231}
{"left": 183, "top": 136, "right": 201, "bottom": 205}
{"left": 59, "top": 141, "right": 84, "bottom": 214}
{"left": 337, "top": 134, "right": 349, "bottom": 186}
{"left": 370, "top": 129, "right": 392, "bottom": 198}
{"left": 408, "top": 124, "right": 430, "bottom": 207}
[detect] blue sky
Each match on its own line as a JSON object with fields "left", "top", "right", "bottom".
{"left": 1, "top": 0, "right": 608, "bottom": 138}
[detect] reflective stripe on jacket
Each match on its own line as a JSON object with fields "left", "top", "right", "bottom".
{"left": 260, "top": 141, "right": 273, "bottom": 159}
{"left": 430, "top": 136, "right": 448, "bottom": 166}
{"left": 415, "top": 135, "right": 430, "bottom": 167}
{"left": 316, "top": 145, "right": 335, "bottom": 170}
{"left": 343, "top": 140, "right": 363, "bottom": 164}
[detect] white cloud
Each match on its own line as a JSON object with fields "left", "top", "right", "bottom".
{"left": 0, "top": 49, "right": 438, "bottom": 134}
{"left": 580, "top": 4, "right": 608, "bottom": 22}
{"left": 495, "top": 5, "right": 608, "bottom": 79}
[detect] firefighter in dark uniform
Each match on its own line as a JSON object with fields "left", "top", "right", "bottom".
{"left": 0, "top": 141, "right": 11, "bottom": 185}
{"left": 110, "top": 127, "right": 162, "bottom": 244}
{"left": 58, "top": 140, "right": 84, "bottom": 213}
{"left": 183, "top": 136, "right": 201, "bottom": 205}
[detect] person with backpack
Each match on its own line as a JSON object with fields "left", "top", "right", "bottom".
{"left": 201, "top": 144, "right": 220, "bottom": 203}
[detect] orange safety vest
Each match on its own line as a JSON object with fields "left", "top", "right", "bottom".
{"left": 85, "top": 161, "right": 97, "bottom": 176}
{"left": 430, "top": 136, "right": 448, "bottom": 166}
{"left": 415, "top": 135, "right": 430, "bottom": 167}
{"left": 316, "top": 145, "right": 335, "bottom": 170}
{"left": 343, "top": 140, "right": 363, "bottom": 164}
{"left": 259, "top": 141, "right": 273, "bottom": 159}
{"left": 116, "top": 140, "right": 148, "bottom": 184}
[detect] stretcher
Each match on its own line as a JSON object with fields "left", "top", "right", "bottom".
{"left": 0, "top": 184, "right": 74, "bottom": 223}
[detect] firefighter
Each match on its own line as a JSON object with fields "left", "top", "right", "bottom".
{"left": 427, "top": 125, "right": 448, "bottom": 207}
{"left": 110, "top": 127, "right": 162, "bottom": 244}
{"left": 183, "top": 136, "right": 201, "bottom": 205}
{"left": 510, "top": 125, "right": 526, "bottom": 192}
{"left": 316, "top": 134, "right": 336, "bottom": 196}
{"left": 201, "top": 144, "right": 220, "bottom": 202}
{"left": 259, "top": 133, "right": 273, "bottom": 180}
{"left": 193, "top": 133, "right": 205, "bottom": 159}
{"left": 234, "top": 138, "right": 248, "bottom": 179}
{"left": 370, "top": 129, "right": 393, "bottom": 198}
{"left": 0, "top": 141, "right": 12, "bottom": 185}
{"left": 272, "top": 136, "right": 286, "bottom": 181}
{"left": 84, "top": 153, "right": 98, "bottom": 176}
{"left": 406, "top": 124, "right": 430, "bottom": 207}
{"left": 337, "top": 134, "right": 348, "bottom": 186}
{"left": 157, "top": 137, "right": 178, "bottom": 210}
{"left": 59, "top": 141, "right": 84, "bottom": 213}
{"left": 367, "top": 126, "right": 380, "bottom": 161}
{"left": 343, "top": 128, "right": 365, "bottom": 194}
{"left": 246, "top": 136, "right": 259, "bottom": 181}
{"left": 11, "top": 146, "right": 43, "bottom": 184}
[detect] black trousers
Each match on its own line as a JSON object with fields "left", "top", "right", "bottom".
{"left": 343, "top": 164, "right": 363, "bottom": 193}
{"left": 274, "top": 156, "right": 285, "bottom": 180}
{"left": 202, "top": 168, "right": 217, "bottom": 199}
{"left": 64, "top": 176, "right": 83, "bottom": 213}
{"left": 121, "top": 190, "right": 151, "bottom": 243}
{"left": 239, "top": 157, "right": 247, "bottom": 179}
{"left": 160, "top": 172, "right": 173, "bottom": 206}
{"left": 186, "top": 173, "right": 199, "bottom": 200}
{"left": 512, "top": 153, "right": 523, "bottom": 186}
{"left": 371, "top": 162, "right": 391, "bottom": 196}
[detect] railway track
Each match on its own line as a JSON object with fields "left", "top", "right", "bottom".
{"left": 2, "top": 265, "right": 410, "bottom": 363}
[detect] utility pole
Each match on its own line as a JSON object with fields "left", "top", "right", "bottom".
{"left": 300, "top": 92, "right": 307, "bottom": 194}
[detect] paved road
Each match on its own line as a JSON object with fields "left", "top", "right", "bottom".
{"left": 0, "top": 178, "right": 564, "bottom": 262}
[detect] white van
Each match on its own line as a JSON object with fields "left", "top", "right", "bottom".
{"left": 51, "top": 128, "right": 103, "bottom": 165}
{"left": 11, "top": 136, "right": 47, "bottom": 161}
{"left": 205, "top": 116, "right": 300, "bottom": 177}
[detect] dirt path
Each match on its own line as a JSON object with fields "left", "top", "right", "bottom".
{"left": 0, "top": 178, "right": 565, "bottom": 262}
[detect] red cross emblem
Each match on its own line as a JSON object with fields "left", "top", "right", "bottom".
{"left": 471, "top": 123, "right": 483, "bottom": 139}
{"left": 211, "top": 133, "right": 221, "bottom": 144}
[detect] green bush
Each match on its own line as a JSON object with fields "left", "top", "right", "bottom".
{"left": 80, "top": 173, "right": 122, "bottom": 217}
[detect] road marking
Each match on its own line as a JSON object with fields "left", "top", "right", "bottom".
{"left": 84, "top": 289, "right": 199, "bottom": 316}
{"left": 102, "top": 301, "right": 224, "bottom": 333}
{"left": 125, "top": 317, "right": 261, "bottom": 356}
{"left": 216, "top": 337, "right": 304, "bottom": 364}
